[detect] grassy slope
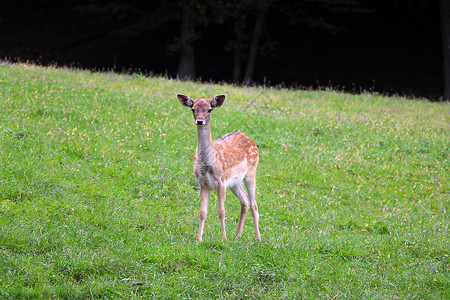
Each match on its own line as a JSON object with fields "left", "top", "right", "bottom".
{"left": 0, "top": 63, "right": 448, "bottom": 298}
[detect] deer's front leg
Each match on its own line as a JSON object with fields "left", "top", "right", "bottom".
{"left": 197, "top": 187, "right": 210, "bottom": 242}
{"left": 217, "top": 184, "right": 227, "bottom": 241}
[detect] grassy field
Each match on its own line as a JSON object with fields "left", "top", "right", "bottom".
{"left": 0, "top": 62, "right": 448, "bottom": 299}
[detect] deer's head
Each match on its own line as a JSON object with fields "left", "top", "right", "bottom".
{"left": 177, "top": 94, "right": 226, "bottom": 126}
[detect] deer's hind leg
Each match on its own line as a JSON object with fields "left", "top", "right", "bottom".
{"left": 244, "top": 172, "right": 260, "bottom": 240}
{"left": 230, "top": 184, "right": 249, "bottom": 237}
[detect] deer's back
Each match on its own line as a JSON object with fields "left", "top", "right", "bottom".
{"left": 214, "top": 132, "right": 258, "bottom": 181}
{"left": 194, "top": 132, "right": 258, "bottom": 189}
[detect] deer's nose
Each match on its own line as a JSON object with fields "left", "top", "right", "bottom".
{"left": 196, "top": 119, "right": 204, "bottom": 125}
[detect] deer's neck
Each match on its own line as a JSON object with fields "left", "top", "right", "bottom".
{"left": 196, "top": 125, "right": 215, "bottom": 163}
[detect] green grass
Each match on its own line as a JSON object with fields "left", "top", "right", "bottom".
{"left": 0, "top": 62, "right": 448, "bottom": 299}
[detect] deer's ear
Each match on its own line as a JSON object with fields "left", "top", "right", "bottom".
{"left": 177, "top": 94, "right": 193, "bottom": 108}
{"left": 211, "top": 95, "right": 226, "bottom": 108}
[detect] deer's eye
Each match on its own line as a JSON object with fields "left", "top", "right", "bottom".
{"left": 191, "top": 109, "right": 195, "bottom": 113}
{"left": 207, "top": 109, "right": 212, "bottom": 113}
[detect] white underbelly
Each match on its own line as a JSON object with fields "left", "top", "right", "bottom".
{"left": 195, "top": 159, "right": 248, "bottom": 190}
{"left": 225, "top": 159, "right": 248, "bottom": 188}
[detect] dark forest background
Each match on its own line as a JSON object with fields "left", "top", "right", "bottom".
{"left": 0, "top": 0, "right": 447, "bottom": 100}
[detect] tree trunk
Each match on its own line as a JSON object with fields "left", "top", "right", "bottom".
{"left": 178, "top": 4, "right": 195, "bottom": 80}
{"left": 232, "top": 49, "right": 241, "bottom": 83}
{"left": 243, "top": 2, "right": 270, "bottom": 86}
{"left": 440, "top": 0, "right": 450, "bottom": 99}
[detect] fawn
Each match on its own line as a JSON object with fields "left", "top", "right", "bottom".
{"left": 177, "top": 94, "right": 260, "bottom": 242}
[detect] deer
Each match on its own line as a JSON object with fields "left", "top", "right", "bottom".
{"left": 177, "top": 94, "right": 261, "bottom": 242}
